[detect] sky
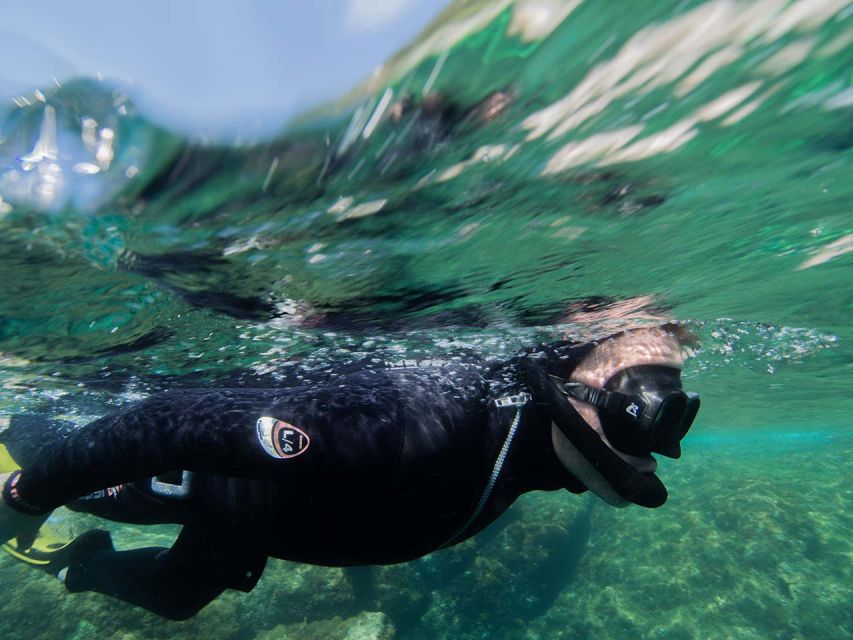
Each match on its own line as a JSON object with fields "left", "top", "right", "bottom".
{"left": 0, "top": 0, "right": 450, "bottom": 139}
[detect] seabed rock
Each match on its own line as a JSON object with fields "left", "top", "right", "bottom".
{"left": 255, "top": 611, "right": 395, "bottom": 640}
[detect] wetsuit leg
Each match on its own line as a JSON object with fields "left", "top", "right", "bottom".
{"left": 64, "top": 524, "right": 267, "bottom": 620}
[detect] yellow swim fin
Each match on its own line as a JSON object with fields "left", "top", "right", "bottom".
{"left": 2, "top": 527, "right": 73, "bottom": 567}
{"left": 0, "top": 442, "right": 19, "bottom": 474}
{"left": 0, "top": 442, "right": 73, "bottom": 567}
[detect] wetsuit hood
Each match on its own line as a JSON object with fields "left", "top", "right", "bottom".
{"left": 523, "top": 361, "right": 668, "bottom": 508}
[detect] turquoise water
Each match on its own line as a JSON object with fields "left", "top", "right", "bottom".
{"left": 0, "top": 1, "right": 851, "bottom": 638}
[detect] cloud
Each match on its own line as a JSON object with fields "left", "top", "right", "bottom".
{"left": 345, "top": 0, "right": 415, "bottom": 31}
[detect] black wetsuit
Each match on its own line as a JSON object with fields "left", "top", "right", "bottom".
{"left": 5, "top": 347, "right": 590, "bottom": 619}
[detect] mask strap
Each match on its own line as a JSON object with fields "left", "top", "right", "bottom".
{"left": 560, "top": 381, "right": 627, "bottom": 414}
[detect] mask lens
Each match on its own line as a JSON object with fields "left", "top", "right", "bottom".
{"left": 646, "top": 392, "right": 685, "bottom": 458}
{"left": 650, "top": 392, "right": 687, "bottom": 444}
{"left": 677, "top": 393, "right": 700, "bottom": 439}
{"left": 651, "top": 392, "right": 701, "bottom": 458}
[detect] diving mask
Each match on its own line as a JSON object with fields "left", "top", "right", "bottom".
{"left": 559, "top": 365, "right": 699, "bottom": 459}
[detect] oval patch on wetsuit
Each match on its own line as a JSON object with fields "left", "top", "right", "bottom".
{"left": 256, "top": 417, "right": 311, "bottom": 459}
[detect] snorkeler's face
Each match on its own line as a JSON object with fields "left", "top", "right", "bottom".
{"left": 556, "top": 327, "right": 692, "bottom": 470}
{"left": 562, "top": 366, "right": 699, "bottom": 459}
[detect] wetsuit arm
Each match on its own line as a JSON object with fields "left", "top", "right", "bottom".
{"left": 4, "top": 380, "right": 407, "bottom": 515}
{"left": 3, "top": 390, "right": 287, "bottom": 514}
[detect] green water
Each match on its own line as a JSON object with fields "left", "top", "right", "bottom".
{"left": 0, "top": 1, "right": 851, "bottom": 638}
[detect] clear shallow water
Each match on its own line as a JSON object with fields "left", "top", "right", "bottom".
{"left": 0, "top": 1, "right": 851, "bottom": 639}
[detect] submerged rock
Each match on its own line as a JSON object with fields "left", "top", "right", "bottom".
{"left": 255, "top": 611, "right": 395, "bottom": 640}
{"left": 241, "top": 561, "right": 357, "bottom": 630}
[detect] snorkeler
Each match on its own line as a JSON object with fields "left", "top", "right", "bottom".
{"left": 0, "top": 326, "right": 698, "bottom": 620}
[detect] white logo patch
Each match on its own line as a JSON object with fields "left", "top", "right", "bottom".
{"left": 256, "top": 416, "right": 311, "bottom": 459}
